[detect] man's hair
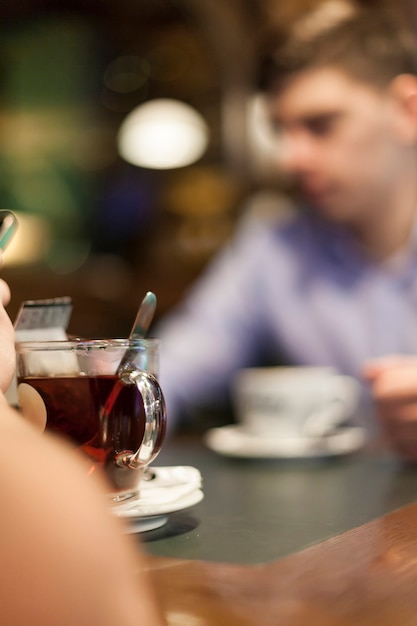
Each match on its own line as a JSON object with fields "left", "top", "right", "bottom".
{"left": 258, "top": 0, "right": 417, "bottom": 93}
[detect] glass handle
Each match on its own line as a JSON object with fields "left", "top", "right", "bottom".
{"left": 115, "top": 369, "right": 167, "bottom": 470}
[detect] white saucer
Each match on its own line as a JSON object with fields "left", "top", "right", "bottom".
{"left": 112, "top": 466, "right": 204, "bottom": 533}
{"left": 125, "top": 515, "right": 169, "bottom": 533}
{"left": 204, "top": 425, "right": 366, "bottom": 459}
{"left": 122, "top": 490, "right": 204, "bottom": 534}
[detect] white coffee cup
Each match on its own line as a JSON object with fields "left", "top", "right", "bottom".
{"left": 232, "top": 366, "right": 359, "bottom": 439}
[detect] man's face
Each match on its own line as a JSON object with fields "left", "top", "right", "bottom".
{"left": 269, "top": 67, "right": 408, "bottom": 224}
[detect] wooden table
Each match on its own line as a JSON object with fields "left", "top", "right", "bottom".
{"left": 146, "top": 502, "right": 417, "bottom": 625}
{"left": 137, "top": 435, "right": 417, "bottom": 624}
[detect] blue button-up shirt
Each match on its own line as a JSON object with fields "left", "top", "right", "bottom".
{"left": 157, "top": 208, "right": 417, "bottom": 433}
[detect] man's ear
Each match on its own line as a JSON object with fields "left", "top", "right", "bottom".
{"left": 388, "top": 73, "right": 417, "bottom": 144}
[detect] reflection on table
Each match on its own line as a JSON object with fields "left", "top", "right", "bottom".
{"left": 147, "top": 502, "right": 417, "bottom": 626}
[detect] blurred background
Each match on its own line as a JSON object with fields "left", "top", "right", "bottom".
{"left": 0, "top": 0, "right": 411, "bottom": 336}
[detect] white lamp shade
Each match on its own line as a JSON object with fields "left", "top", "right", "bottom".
{"left": 117, "top": 98, "right": 209, "bottom": 169}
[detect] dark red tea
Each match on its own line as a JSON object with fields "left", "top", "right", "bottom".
{"left": 18, "top": 374, "right": 151, "bottom": 491}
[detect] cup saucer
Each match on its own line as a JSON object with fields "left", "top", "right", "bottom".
{"left": 204, "top": 424, "right": 366, "bottom": 460}
{"left": 112, "top": 465, "right": 204, "bottom": 533}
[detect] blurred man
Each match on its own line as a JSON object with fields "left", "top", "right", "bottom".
{"left": 157, "top": 0, "right": 417, "bottom": 461}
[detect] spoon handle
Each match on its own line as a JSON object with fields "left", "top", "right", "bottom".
{"left": 117, "top": 291, "right": 157, "bottom": 375}
{"left": 102, "top": 292, "right": 157, "bottom": 419}
{"left": 129, "top": 291, "right": 157, "bottom": 340}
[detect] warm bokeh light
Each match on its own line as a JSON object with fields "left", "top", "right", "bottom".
{"left": 163, "top": 166, "right": 240, "bottom": 217}
{"left": 3, "top": 212, "right": 51, "bottom": 266}
{"left": 117, "top": 98, "right": 209, "bottom": 169}
{"left": 246, "top": 93, "right": 279, "bottom": 175}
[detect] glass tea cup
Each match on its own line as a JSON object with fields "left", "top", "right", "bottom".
{"left": 15, "top": 338, "right": 167, "bottom": 502}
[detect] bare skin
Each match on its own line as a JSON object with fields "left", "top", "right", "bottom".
{"left": 363, "top": 357, "right": 417, "bottom": 463}
{"left": 0, "top": 276, "right": 15, "bottom": 390}
{"left": 270, "top": 68, "right": 417, "bottom": 259}
{"left": 0, "top": 398, "right": 165, "bottom": 626}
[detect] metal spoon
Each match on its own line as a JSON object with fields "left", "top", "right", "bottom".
{"left": 117, "top": 291, "right": 157, "bottom": 375}
{"left": 101, "top": 292, "right": 157, "bottom": 417}
{"left": 128, "top": 291, "right": 157, "bottom": 340}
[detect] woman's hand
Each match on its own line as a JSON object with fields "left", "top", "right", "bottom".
{"left": 17, "top": 383, "right": 47, "bottom": 432}
{"left": 0, "top": 256, "right": 15, "bottom": 392}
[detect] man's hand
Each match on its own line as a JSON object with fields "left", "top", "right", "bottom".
{"left": 363, "top": 356, "right": 417, "bottom": 463}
